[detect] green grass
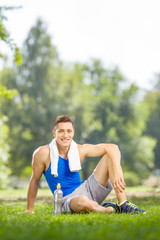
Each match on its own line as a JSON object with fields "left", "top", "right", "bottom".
{"left": 0, "top": 188, "right": 52, "bottom": 200}
{"left": 0, "top": 189, "right": 160, "bottom": 240}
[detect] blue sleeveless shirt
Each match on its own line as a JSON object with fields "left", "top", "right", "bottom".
{"left": 43, "top": 156, "right": 83, "bottom": 197}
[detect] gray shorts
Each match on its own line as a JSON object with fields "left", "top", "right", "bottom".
{"left": 62, "top": 172, "right": 113, "bottom": 213}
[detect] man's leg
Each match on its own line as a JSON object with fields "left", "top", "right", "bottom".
{"left": 70, "top": 196, "right": 113, "bottom": 213}
{"left": 70, "top": 154, "right": 146, "bottom": 214}
{"left": 94, "top": 153, "right": 146, "bottom": 214}
{"left": 70, "top": 153, "right": 125, "bottom": 213}
{"left": 94, "top": 153, "right": 127, "bottom": 204}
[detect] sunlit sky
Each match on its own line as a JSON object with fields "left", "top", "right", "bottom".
{"left": 1, "top": 0, "right": 160, "bottom": 90}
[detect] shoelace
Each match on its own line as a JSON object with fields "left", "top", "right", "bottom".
{"left": 121, "top": 202, "right": 138, "bottom": 212}
{"left": 127, "top": 202, "right": 138, "bottom": 209}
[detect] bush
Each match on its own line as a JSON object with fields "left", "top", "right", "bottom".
{"left": 124, "top": 171, "right": 140, "bottom": 186}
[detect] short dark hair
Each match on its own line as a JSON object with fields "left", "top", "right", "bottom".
{"left": 53, "top": 115, "right": 74, "bottom": 130}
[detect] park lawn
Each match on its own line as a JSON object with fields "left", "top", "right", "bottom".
{"left": 0, "top": 189, "right": 160, "bottom": 240}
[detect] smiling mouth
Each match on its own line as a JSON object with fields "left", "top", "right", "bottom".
{"left": 61, "top": 139, "right": 70, "bottom": 142}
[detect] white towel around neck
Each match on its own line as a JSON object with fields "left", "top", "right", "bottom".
{"left": 49, "top": 138, "right": 81, "bottom": 177}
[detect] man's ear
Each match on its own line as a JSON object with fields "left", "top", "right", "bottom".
{"left": 52, "top": 129, "right": 56, "bottom": 137}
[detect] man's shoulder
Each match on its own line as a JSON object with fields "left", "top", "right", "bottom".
{"left": 33, "top": 145, "right": 50, "bottom": 162}
{"left": 77, "top": 144, "right": 85, "bottom": 153}
{"left": 77, "top": 143, "right": 92, "bottom": 150}
{"left": 77, "top": 144, "right": 91, "bottom": 160}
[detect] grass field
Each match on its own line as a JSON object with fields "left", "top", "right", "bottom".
{"left": 0, "top": 188, "right": 160, "bottom": 240}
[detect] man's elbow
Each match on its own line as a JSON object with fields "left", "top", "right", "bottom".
{"left": 106, "top": 144, "right": 121, "bottom": 155}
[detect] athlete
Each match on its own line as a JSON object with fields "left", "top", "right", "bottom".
{"left": 19, "top": 115, "right": 146, "bottom": 214}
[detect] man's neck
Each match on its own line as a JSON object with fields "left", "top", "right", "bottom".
{"left": 57, "top": 143, "right": 70, "bottom": 160}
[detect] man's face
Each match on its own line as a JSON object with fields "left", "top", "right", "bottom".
{"left": 53, "top": 122, "right": 74, "bottom": 147}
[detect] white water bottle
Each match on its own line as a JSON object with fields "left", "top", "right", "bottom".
{"left": 53, "top": 183, "right": 63, "bottom": 214}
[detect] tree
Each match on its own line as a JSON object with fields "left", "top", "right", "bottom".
{"left": 81, "top": 59, "right": 156, "bottom": 181}
{"left": 0, "top": 6, "right": 21, "bottom": 187}
{"left": 0, "top": 6, "right": 21, "bottom": 97}
{"left": 0, "top": 6, "right": 22, "bottom": 66}
{"left": 1, "top": 19, "right": 59, "bottom": 174}
{"left": 0, "top": 115, "right": 11, "bottom": 188}
{"left": 1, "top": 18, "right": 91, "bottom": 176}
{"left": 144, "top": 74, "right": 160, "bottom": 168}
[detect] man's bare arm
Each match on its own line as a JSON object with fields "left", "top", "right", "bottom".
{"left": 78, "top": 143, "right": 126, "bottom": 192}
{"left": 18, "top": 147, "right": 47, "bottom": 214}
{"left": 79, "top": 143, "right": 120, "bottom": 164}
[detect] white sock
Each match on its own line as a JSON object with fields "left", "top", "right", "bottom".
{"left": 119, "top": 200, "right": 127, "bottom": 206}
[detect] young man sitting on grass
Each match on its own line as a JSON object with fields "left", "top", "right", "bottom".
{"left": 19, "top": 115, "right": 146, "bottom": 214}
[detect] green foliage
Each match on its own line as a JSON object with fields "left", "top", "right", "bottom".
{"left": 0, "top": 67, "right": 20, "bottom": 179}
{"left": 144, "top": 81, "right": 160, "bottom": 168}
{"left": 21, "top": 166, "right": 32, "bottom": 179}
{"left": 0, "top": 5, "right": 22, "bottom": 187}
{"left": 0, "top": 6, "right": 22, "bottom": 65}
{"left": 1, "top": 19, "right": 94, "bottom": 175}
{"left": 1, "top": 19, "right": 58, "bottom": 174}
{"left": 81, "top": 60, "right": 155, "bottom": 178}
{"left": 0, "top": 85, "right": 18, "bottom": 98}
{"left": 123, "top": 171, "right": 140, "bottom": 186}
{"left": 0, "top": 116, "right": 11, "bottom": 188}
{"left": 0, "top": 194, "right": 160, "bottom": 240}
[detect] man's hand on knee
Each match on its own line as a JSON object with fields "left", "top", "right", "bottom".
{"left": 111, "top": 169, "right": 126, "bottom": 193}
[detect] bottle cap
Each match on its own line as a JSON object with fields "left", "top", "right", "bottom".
{"left": 57, "top": 183, "right": 61, "bottom": 189}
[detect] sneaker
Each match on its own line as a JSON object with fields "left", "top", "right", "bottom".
{"left": 117, "top": 201, "right": 146, "bottom": 214}
{"left": 102, "top": 201, "right": 146, "bottom": 214}
{"left": 102, "top": 202, "right": 119, "bottom": 213}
